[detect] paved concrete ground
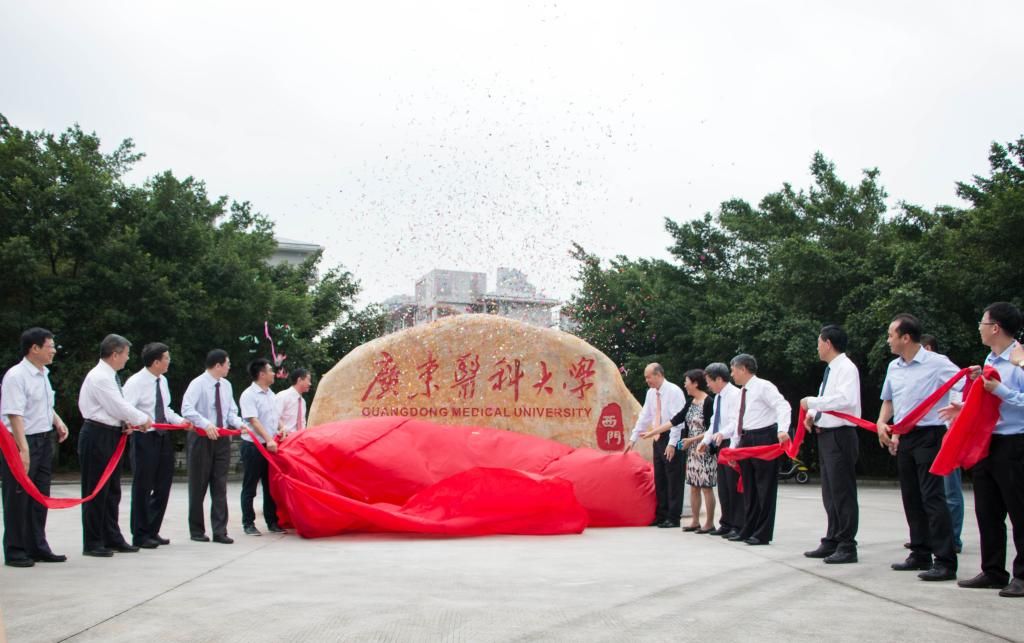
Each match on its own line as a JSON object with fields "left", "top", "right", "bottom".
{"left": 1, "top": 482, "right": 1021, "bottom": 642}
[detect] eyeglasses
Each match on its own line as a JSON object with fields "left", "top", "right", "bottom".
{"left": 978, "top": 321, "right": 997, "bottom": 327}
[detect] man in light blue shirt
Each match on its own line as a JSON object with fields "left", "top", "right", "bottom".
{"left": 181, "top": 349, "right": 243, "bottom": 544}
{"left": 877, "top": 313, "right": 959, "bottom": 582}
{"left": 238, "top": 358, "right": 282, "bottom": 536}
{"left": 944, "top": 302, "right": 1024, "bottom": 597}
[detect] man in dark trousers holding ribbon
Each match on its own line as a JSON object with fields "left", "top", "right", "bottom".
{"left": 877, "top": 313, "right": 959, "bottom": 581}
{"left": 727, "top": 354, "right": 791, "bottom": 546}
{"left": 181, "top": 349, "right": 242, "bottom": 544}
{"left": 697, "top": 362, "right": 743, "bottom": 539}
{"left": 1, "top": 328, "right": 70, "bottom": 567}
{"left": 78, "top": 334, "right": 152, "bottom": 557}
{"left": 942, "top": 302, "right": 1024, "bottom": 597}
{"left": 123, "top": 342, "right": 190, "bottom": 549}
{"left": 800, "top": 325, "right": 862, "bottom": 564}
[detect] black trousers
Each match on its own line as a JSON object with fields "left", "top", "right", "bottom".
{"left": 240, "top": 441, "right": 278, "bottom": 528}
{"left": 972, "top": 433, "right": 1024, "bottom": 583}
{"left": 130, "top": 431, "right": 175, "bottom": 543}
{"left": 187, "top": 431, "right": 231, "bottom": 538}
{"left": 717, "top": 458, "right": 744, "bottom": 531}
{"left": 652, "top": 433, "right": 684, "bottom": 523}
{"left": 817, "top": 426, "right": 859, "bottom": 551}
{"left": 1, "top": 431, "right": 55, "bottom": 561}
{"left": 897, "top": 425, "right": 956, "bottom": 569}
{"left": 79, "top": 421, "right": 129, "bottom": 550}
{"left": 738, "top": 427, "right": 780, "bottom": 542}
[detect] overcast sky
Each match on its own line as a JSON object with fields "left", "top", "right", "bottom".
{"left": 2, "top": 1, "right": 1022, "bottom": 305}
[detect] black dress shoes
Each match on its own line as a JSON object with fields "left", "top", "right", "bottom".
{"left": 958, "top": 573, "right": 1007, "bottom": 589}
{"left": 658, "top": 521, "right": 680, "bottom": 528}
{"left": 721, "top": 529, "right": 740, "bottom": 539}
{"left": 191, "top": 534, "right": 211, "bottom": 542}
{"left": 155, "top": 535, "right": 171, "bottom": 546}
{"left": 803, "top": 545, "right": 837, "bottom": 559}
{"left": 891, "top": 555, "right": 932, "bottom": 571}
{"left": 33, "top": 552, "right": 67, "bottom": 563}
{"left": 708, "top": 526, "right": 729, "bottom": 536}
{"left": 745, "top": 537, "right": 768, "bottom": 546}
{"left": 649, "top": 519, "right": 663, "bottom": 527}
{"left": 267, "top": 524, "right": 286, "bottom": 534}
{"left": 136, "top": 539, "right": 160, "bottom": 549}
{"left": 727, "top": 532, "right": 746, "bottom": 541}
{"left": 5, "top": 558, "right": 35, "bottom": 567}
{"left": 999, "top": 578, "right": 1024, "bottom": 597}
{"left": 212, "top": 535, "right": 234, "bottom": 544}
{"left": 83, "top": 548, "right": 114, "bottom": 557}
{"left": 111, "top": 543, "right": 139, "bottom": 553}
{"left": 824, "top": 550, "right": 858, "bottom": 564}
{"left": 918, "top": 566, "right": 956, "bottom": 582}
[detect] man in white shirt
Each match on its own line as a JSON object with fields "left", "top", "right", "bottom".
{"left": 275, "top": 368, "right": 311, "bottom": 437}
{"left": 624, "top": 363, "right": 686, "bottom": 528}
{"left": 78, "top": 334, "right": 152, "bottom": 557}
{"left": 728, "top": 353, "right": 791, "bottom": 546}
{"left": 122, "top": 342, "right": 190, "bottom": 549}
{"left": 800, "top": 325, "right": 862, "bottom": 564}
{"left": 698, "top": 362, "right": 742, "bottom": 538}
{"left": 181, "top": 349, "right": 243, "bottom": 544}
{"left": 1, "top": 328, "right": 70, "bottom": 568}
{"left": 239, "top": 358, "right": 282, "bottom": 536}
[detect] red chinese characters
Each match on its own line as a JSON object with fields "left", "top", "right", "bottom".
{"left": 409, "top": 352, "right": 440, "bottom": 399}
{"left": 451, "top": 353, "right": 481, "bottom": 400}
{"left": 532, "top": 360, "right": 554, "bottom": 396}
{"left": 564, "top": 357, "right": 596, "bottom": 400}
{"left": 361, "top": 351, "right": 402, "bottom": 401}
{"left": 488, "top": 358, "right": 524, "bottom": 402}
{"left": 595, "top": 403, "right": 626, "bottom": 451}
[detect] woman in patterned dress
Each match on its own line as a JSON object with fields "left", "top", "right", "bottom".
{"left": 643, "top": 369, "right": 717, "bottom": 532}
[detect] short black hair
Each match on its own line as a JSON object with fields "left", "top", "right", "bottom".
{"left": 205, "top": 349, "right": 229, "bottom": 369}
{"left": 141, "top": 342, "right": 169, "bottom": 367}
{"left": 984, "top": 302, "right": 1023, "bottom": 337}
{"left": 248, "top": 358, "right": 272, "bottom": 381}
{"left": 289, "top": 367, "right": 310, "bottom": 385}
{"left": 704, "top": 362, "right": 730, "bottom": 382}
{"left": 819, "top": 325, "right": 849, "bottom": 353}
{"left": 730, "top": 353, "right": 757, "bottom": 374}
{"left": 20, "top": 327, "right": 54, "bottom": 357}
{"left": 100, "top": 334, "right": 131, "bottom": 359}
{"left": 684, "top": 368, "right": 708, "bottom": 393}
{"left": 921, "top": 334, "right": 939, "bottom": 352}
{"left": 892, "top": 314, "right": 922, "bottom": 343}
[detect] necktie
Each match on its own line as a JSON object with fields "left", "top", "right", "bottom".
{"left": 814, "top": 365, "right": 831, "bottom": 423}
{"left": 712, "top": 397, "right": 721, "bottom": 434}
{"left": 654, "top": 390, "right": 662, "bottom": 427}
{"left": 296, "top": 397, "right": 304, "bottom": 431}
{"left": 736, "top": 387, "right": 747, "bottom": 441}
{"left": 154, "top": 378, "right": 168, "bottom": 424}
{"left": 214, "top": 381, "right": 224, "bottom": 427}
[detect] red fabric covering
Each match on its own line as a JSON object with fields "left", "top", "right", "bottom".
{"left": 930, "top": 366, "right": 1002, "bottom": 475}
{"left": 258, "top": 418, "right": 655, "bottom": 538}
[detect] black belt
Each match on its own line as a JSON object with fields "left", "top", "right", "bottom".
{"left": 913, "top": 424, "right": 945, "bottom": 431}
{"left": 84, "top": 419, "right": 122, "bottom": 431}
{"left": 813, "top": 424, "right": 855, "bottom": 432}
{"left": 743, "top": 424, "right": 779, "bottom": 433}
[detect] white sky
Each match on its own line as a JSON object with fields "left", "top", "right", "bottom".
{"left": 2, "top": 1, "right": 1022, "bottom": 305}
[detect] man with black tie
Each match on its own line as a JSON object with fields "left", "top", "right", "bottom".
{"left": 181, "top": 349, "right": 242, "bottom": 544}
{"left": 1, "top": 328, "right": 70, "bottom": 567}
{"left": 78, "top": 334, "right": 152, "bottom": 557}
{"left": 625, "top": 363, "right": 686, "bottom": 528}
{"left": 697, "top": 362, "right": 743, "bottom": 539}
{"left": 123, "top": 342, "right": 191, "bottom": 548}
{"left": 801, "top": 325, "right": 862, "bottom": 564}
{"left": 727, "top": 354, "right": 791, "bottom": 546}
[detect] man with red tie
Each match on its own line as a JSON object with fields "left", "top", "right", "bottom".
{"left": 276, "top": 368, "right": 311, "bottom": 437}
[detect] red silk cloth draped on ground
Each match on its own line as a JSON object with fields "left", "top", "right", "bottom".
{"left": 250, "top": 418, "right": 655, "bottom": 538}
{"left": 716, "top": 367, "right": 1000, "bottom": 478}
{"left": 0, "top": 422, "right": 238, "bottom": 509}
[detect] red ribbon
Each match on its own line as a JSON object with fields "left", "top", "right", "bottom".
{"left": 930, "top": 366, "right": 1001, "bottom": 475}
{"left": 0, "top": 421, "right": 244, "bottom": 509}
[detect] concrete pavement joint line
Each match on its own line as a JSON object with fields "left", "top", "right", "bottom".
{"left": 749, "top": 550, "right": 1018, "bottom": 643}
{"left": 56, "top": 536, "right": 285, "bottom": 642}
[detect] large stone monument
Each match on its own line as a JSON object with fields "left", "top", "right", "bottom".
{"left": 309, "top": 314, "right": 650, "bottom": 460}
